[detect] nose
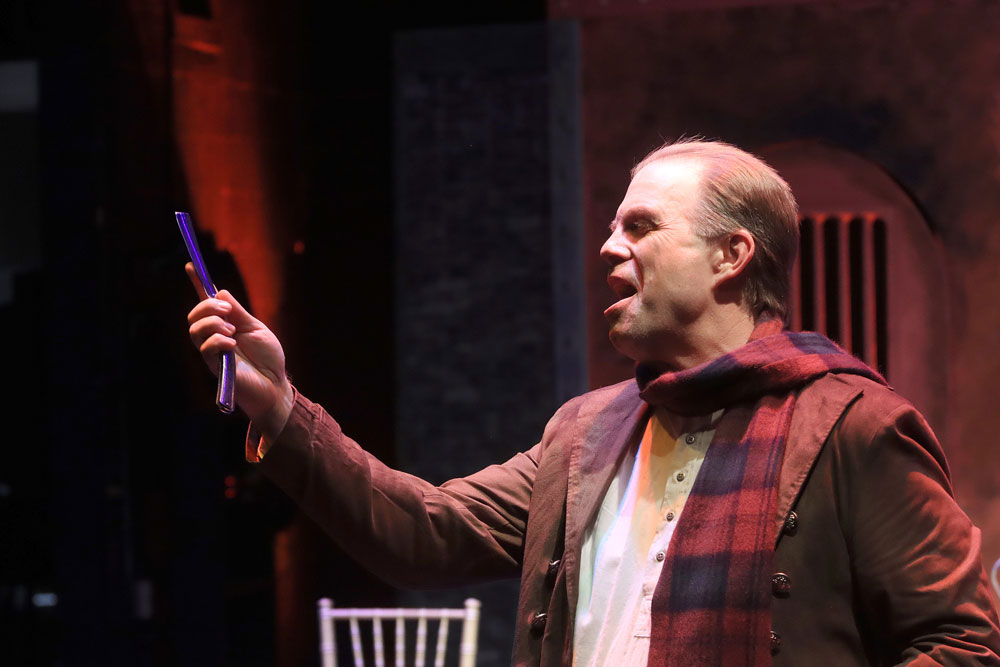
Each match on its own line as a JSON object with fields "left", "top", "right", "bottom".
{"left": 600, "top": 226, "right": 629, "bottom": 266}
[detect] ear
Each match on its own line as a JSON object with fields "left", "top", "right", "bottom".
{"left": 712, "top": 229, "right": 755, "bottom": 288}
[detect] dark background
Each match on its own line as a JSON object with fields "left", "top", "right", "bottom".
{"left": 0, "top": 2, "right": 546, "bottom": 665}
{"left": 2, "top": 1, "right": 999, "bottom": 665}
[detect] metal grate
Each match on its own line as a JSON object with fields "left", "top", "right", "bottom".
{"left": 791, "top": 213, "right": 888, "bottom": 378}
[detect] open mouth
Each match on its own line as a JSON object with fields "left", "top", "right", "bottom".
{"left": 607, "top": 274, "right": 638, "bottom": 300}
{"left": 605, "top": 275, "right": 637, "bottom": 318}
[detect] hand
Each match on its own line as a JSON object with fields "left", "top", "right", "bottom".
{"left": 185, "top": 263, "right": 294, "bottom": 439}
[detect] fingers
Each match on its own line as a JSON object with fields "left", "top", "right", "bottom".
{"left": 187, "top": 295, "right": 231, "bottom": 325}
{"left": 189, "top": 314, "right": 236, "bottom": 346}
{"left": 200, "top": 332, "right": 238, "bottom": 357}
{"left": 184, "top": 260, "right": 257, "bottom": 329}
{"left": 214, "top": 290, "right": 258, "bottom": 328}
{"left": 199, "top": 333, "right": 238, "bottom": 372}
{"left": 185, "top": 263, "right": 210, "bottom": 301}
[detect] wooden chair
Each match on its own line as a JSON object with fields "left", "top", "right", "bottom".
{"left": 317, "top": 597, "right": 481, "bottom": 667}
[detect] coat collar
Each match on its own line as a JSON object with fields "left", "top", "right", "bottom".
{"left": 559, "top": 373, "right": 867, "bottom": 626}
{"left": 774, "top": 374, "right": 864, "bottom": 545}
{"left": 563, "top": 381, "right": 649, "bottom": 630}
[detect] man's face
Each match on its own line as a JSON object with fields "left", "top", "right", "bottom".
{"left": 601, "top": 158, "right": 720, "bottom": 363}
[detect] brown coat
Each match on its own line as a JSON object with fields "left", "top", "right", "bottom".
{"left": 258, "top": 373, "right": 1000, "bottom": 665}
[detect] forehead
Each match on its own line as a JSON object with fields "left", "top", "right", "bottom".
{"left": 617, "top": 157, "right": 705, "bottom": 219}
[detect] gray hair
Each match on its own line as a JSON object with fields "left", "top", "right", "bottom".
{"left": 633, "top": 139, "right": 799, "bottom": 320}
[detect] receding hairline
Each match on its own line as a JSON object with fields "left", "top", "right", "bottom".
{"left": 630, "top": 141, "right": 798, "bottom": 227}
{"left": 617, "top": 155, "right": 709, "bottom": 225}
{"left": 630, "top": 138, "right": 760, "bottom": 177}
{"left": 630, "top": 150, "right": 708, "bottom": 181}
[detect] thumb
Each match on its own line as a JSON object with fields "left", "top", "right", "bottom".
{"left": 215, "top": 290, "right": 257, "bottom": 327}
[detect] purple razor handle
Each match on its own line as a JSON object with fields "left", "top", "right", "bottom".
{"left": 175, "top": 211, "right": 236, "bottom": 414}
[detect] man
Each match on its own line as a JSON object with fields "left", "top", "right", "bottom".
{"left": 187, "top": 140, "right": 1000, "bottom": 665}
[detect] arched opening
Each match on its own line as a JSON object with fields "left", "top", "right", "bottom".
{"left": 762, "top": 141, "right": 948, "bottom": 438}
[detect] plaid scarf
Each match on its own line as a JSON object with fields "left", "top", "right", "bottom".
{"left": 638, "top": 320, "right": 885, "bottom": 666}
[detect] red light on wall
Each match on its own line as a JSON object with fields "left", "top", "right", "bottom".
{"left": 170, "top": 8, "right": 297, "bottom": 329}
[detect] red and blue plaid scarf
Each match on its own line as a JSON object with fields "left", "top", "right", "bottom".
{"left": 637, "top": 319, "right": 886, "bottom": 666}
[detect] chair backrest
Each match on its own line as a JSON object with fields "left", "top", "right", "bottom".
{"left": 317, "top": 597, "right": 480, "bottom": 667}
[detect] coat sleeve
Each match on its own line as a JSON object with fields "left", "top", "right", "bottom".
{"left": 251, "top": 391, "right": 545, "bottom": 588}
{"left": 838, "top": 394, "right": 1000, "bottom": 665}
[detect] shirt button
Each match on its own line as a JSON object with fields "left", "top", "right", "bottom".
{"left": 655, "top": 551, "right": 665, "bottom": 562}
{"left": 665, "top": 511, "right": 675, "bottom": 521}
{"left": 684, "top": 434, "right": 696, "bottom": 444}
{"left": 676, "top": 471, "right": 685, "bottom": 482}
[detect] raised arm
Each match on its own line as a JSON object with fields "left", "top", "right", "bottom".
{"left": 184, "top": 263, "right": 537, "bottom": 587}
{"left": 255, "top": 392, "right": 537, "bottom": 587}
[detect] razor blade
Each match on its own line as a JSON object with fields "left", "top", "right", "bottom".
{"left": 176, "top": 211, "right": 236, "bottom": 414}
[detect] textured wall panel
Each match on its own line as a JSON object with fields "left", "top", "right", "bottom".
{"left": 394, "top": 23, "right": 580, "bottom": 665}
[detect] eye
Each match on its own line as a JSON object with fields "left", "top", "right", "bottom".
{"left": 623, "top": 218, "right": 653, "bottom": 236}
{"left": 609, "top": 211, "right": 657, "bottom": 237}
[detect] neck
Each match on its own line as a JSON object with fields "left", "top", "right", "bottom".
{"left": 647, "top": 306, "right": 756, "bottom": 372}
{"left": 654, "top": 405, "right": 722, "bottom": 439}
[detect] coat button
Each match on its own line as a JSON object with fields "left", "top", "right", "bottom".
{"left": 770, "top": 630, "right": 782, "bottom": 655}
{"left": 546, "top": 559, "right": 560, "bottom": 584}
{"left": 771, "top": 572, "right": 791, "bottom": 598}
{"left": 529, "top": 612, "right": 548, "bottom": 636}
{"left": 783, "top": 511, "right": 798, "bottom": 535}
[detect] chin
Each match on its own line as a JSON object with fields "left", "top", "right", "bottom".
{"left": 607, "top": 328, "right": 642, "bottom": 362}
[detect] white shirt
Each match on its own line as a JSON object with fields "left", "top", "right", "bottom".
{"left": 572, "top": 408, "right": 721, "bottom": 667}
